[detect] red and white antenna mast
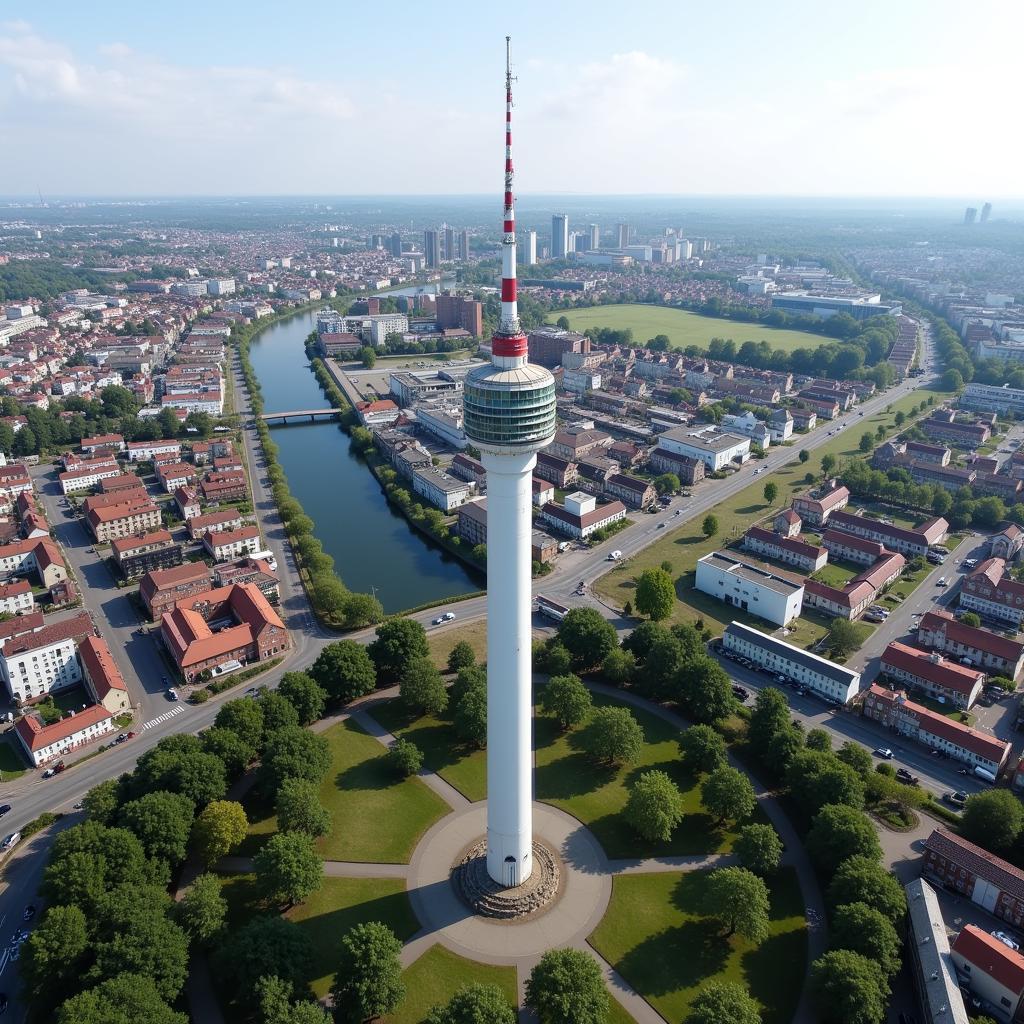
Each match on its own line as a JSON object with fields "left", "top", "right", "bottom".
{"left": 493, "top": 35, "right": 527, "bottom": 361}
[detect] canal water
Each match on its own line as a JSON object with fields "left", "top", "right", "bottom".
{"left": 248, "top": 310, "right": 482, "bottom": 613}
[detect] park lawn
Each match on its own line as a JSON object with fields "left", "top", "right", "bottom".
{"left": 0, "top": 735, "right": 27, "bottom": 781}
{"left": 594, "top": 388, "right": 944, "bottom": 635}
{"left": 535, "top": 693, "right": 761, "bottom": 859}
{"left": 549, "top": 305, "right": 829, "bottom": 355}
{"left": 370, "top": 699, "right": 487, "bottom": 801}
{"left": 427, "top": 621, "right": 489, "bottom": 672}
{"left": 589, "top": 867, "right": 807, "bottom": 1024}
{"left": 384, "top": 945, "right": 517, "bottom": 1024}
{"left": 810, "top": 561, "right": 858, "bottom": 588}
{"left": 239, "top": 719, "right": 449, "bottom": 863}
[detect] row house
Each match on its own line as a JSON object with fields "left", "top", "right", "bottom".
{"left": 547, "top": 427, "right": 613, "bottom": 463}
{"left": 87, "top": 498, "right": 161, "bottom": 543}
{"left": 187, "top": 509, "right": 243, "bottom": 540}
{"left": 14, "top": 704, "right": 114, "bottom": 767}
{"left": 576, "top": 456, "right": 621, "bottom": 496}
{"left": 111, "top": 530, "right": 183, "bottom": 581}
{"left": 126, "top": 439, "right": 181, "bottom": 463}
{"left": 79, "top": 635, "right": 131, "bottom": 716}
{"left": 80, "top": 433, "right": 125, "bottom": 456}
{"left": 156, "top": 461, "right": 197, "bottom": 493}
{"left": 604, "top": 473, "right": 657, "bottom": 510}
{"left": 905, "top": 461, "right": 977, "bottom": 492}
{"left": 647, "top": 447, "right": 706, "bottom": 486}
{"left": 821, "top": 529, "right": 886, "bottom": 566}
{"left": 201, "top": 472, "right": 248, "bottom": 503}
{"left": 880, "top": 641, "right": 985, "bottom": 709}
{"left": 713, "top": 378, "right": 781, "bottom": 405}
{"left": 800, "top": 385, "right": 854, "bottom": 411}
{"left": 791, "top": 481, "right": 850, "bottom": 526}
{"left": 803, "top": 551, "right": 905, "bottom": 621}
{"left": 791, "top": 407, "right": 817, "bottom": 431}
{"left": 917, "top": 610, "right": 1024, "bottom": 679}
{"left": 59, "top": 462, "right": 122, "bottom": 495}
{"left": 742, "top": 525, "right": 827, "bottom": 573}
{"left": 204, "top": 525, "right": 261, "bottom": 562}
{"left": 449, "top": 453, "right": 487, "bottom": 491}
{"left": 826, "top": 510, "right": 948, "bottom": 557}
{"left": 862, "top": 684, "right": 1010, "bottom": 774}
{"left": 973, "top": 474, "right": 1022, "bottom": 502}
{"left": 959, "top": 558, "right": 1024, "bottom": 627}
{"left": 535, "top": 451, "right": 579, "bottom": 489}
{"left": 922, "top": 411, "right": 992, "bottom": 447}
{"left": 99, "top": 473, "right": 145, "bottom": 495}
{"left": 795, "top": 394, "right": 840, "bottom": 420}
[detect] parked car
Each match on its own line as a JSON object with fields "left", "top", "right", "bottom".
{"left": 944, "top": 791, "right": 967, "bottom": 807}
{"left": 895, "top": 768, "right": 920, "bottom": 786}
{"left": 0, "top": 832, "right": 20, "bottom": 851}
{"left": 166, "top": 688, "right": 179, "bottom": 702}
{"left": 993, "top": 930, "right": 1020, "bottom": 951}
{"left": 873, "top": 747, "right": 894, "bottom": 759}
{"left": 0, "top": 805, "right": 10, "bottom": 819}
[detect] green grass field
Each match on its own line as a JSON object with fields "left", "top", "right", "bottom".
{"left": 589, "top": 867, "right": 807, "bottom": 1024}
{"left": 594, "top": 388, "right": 944, "bottom": 642}
{"left": 549, "top": 305, "right": 830, "bottom": 354}
{"left": 0, "top": 736, "right": 27, "bottom": 781}
{"left": 384, "top": 946, "right": 517, "bottom": 1024}
{"left": 240, "top": 718, "right": 449, "bottom": 862}
{"left": 426, "top": 621, "right": 490, "bottom": 672}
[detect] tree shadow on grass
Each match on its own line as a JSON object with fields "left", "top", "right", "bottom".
{"left": 676, "top": 534, "right": 706, "bottom": 545}
{"left": 735, "top": 504, "right": 764, "bottom": 515}
{"left": 535, "top": 750, "right": 617, "bottom": 801}
{"left": 615, "top": 919, "right": 729, "bottom": 999}
{"left": 336, "top": 750, "right": 393, "bottom": 793}
{"left": 740, "top": 929, "right": 808, "bottom": 1024}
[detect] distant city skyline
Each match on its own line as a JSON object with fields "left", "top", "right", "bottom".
{"left": 0, "top": 0, "right": 1020, "bottom": 198}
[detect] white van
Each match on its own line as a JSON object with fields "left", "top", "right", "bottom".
{"left": 608, "top": 550, "right": 623, "bottom": 561}
{"left": 974, "top": 765, "right": 997, "bottom": 783}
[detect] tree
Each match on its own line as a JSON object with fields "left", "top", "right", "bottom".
{"left": 806, "top": 806, "right": 880, "bottom": 872}
{"left": 677, "top": 656, "right": 734, "bottom": 724}
{"left": 687, "top": 981, "right": 761, "bottom": 1024}
{"left": 653, "top": 472, "right": 680, "bottom": 496}
{"left": 799, "top": 449, "right": 809, "bottom": 463}
{"left": 453, "top": 675, "right": 487, "bottom": 747}
{"left": 537, "top": 639, "right": 572, "bottom": 676}
{"left": 388, "top": 738, "right": 424, "bottom": 777}
{"left": 256, "top": 976, "right": 332, "bottom": 1024}
{"left": 192, "top": 799, "right": 249, "bottom": 867}
{"left": 826, "top": 617, "right": 861, "bottom": 659}
{"left": 601, "top": 647, "right": 636, "bottom": 685}
{"left": 941, "top": 368, "right": 964, "bottom": 392}
{"left": 215, "top": 697, "right": 265, "bottom": 748}
{"left": 821, "top": 453, "right": 837, "bottom": 476}
{"left": 278, "top": 672, "right": 327, "bottom": 725}
{"left": 525, "top": 948, "right": 609, "bottom": 1024}
{"left": 635, "top": 567, "right": 675, "bottom": 621}
{"left": 735, "top": 823, "right": 783, "bottom": 876}
{"left": 961, "top": 789, "right": 1024, "bottom": 853}
{"left": 330, "top": 922, "right": 405, "bottom": 1023}
{"left": 836, "top": 741, "right": 873, "bottom": 776}
{"left": 894, "top": 411, "right": 906, "bottom": 427}
{"left": 701, "top": 766, "right": 756, "bottom": 825}
{"left": 56, "top": 974, "right": 187, "bottom": 1024}
{"left": 831, "top": 901, "right": 902, "bottom": 977}
{"left": 959, "top": 611, "right": 981, "bottom": 628}
{"left": 131, "top": 737, "right": 227, "bottom": 807}
{"left": 702, "top": 514, "right": 719, "bottom": 538}
{"left": 309, "top": 640, "right": 377, "bottom": 704}
{"left": 748, "top": 687, "right": 791, "bottom": 763}
{"left": 858, "top": 433, "right": 874, "bottom": 453}
{"left": 220, "top": 916, "right": 312, "bottom": 1009}
{"left": 763, "top": 481, "right": 778, "bottom": 504}
{"left": 625, "top": 769, "right": 685, "bottom": 842}
{"left": 369, "top": 618, "right": 429, "bottom": 682}
{"left": 584, "top": 706, "right": 644, "bottom": 765}
{"left": 679, "top": 723, "right": 727, "bottom": 774}
{"left": 276, "top": 776, "right": 332, "bottom": 838}
{"left": 557, "top": 608, "right": 618, "bottom": 669}
{"left": 400, "top": 656, "right": 449, "bottom": 716}
{"left": 810, "top": 950, "right": 889, "bottom": 1024}
{"left": 256, "top": 690, "right": 301, "bottom": 735}
{"left": 787, "top": 752, "right": 865, "bottom": 816}
{"left": 201, "top": 726, "right": 255, "bottom": 777}
{"left": 260, "top": 726, "right": 331, "bottom": 790}
{"left": 120, "top": 790, "right": 196, "bottom": 865}
{"left": 702, "top": 867, "right": 770, "bottom": 942}
{"left": 254, "top": 830, "right": 323, "bottom": 908}
{"left": 541, "top": 673, "right": 592, "bottom": 730}
{"left": 359, "top": 345, "right": 377, "bottom": 369}
{"left": 827, "top": 856, "right": 907, "bottom": 925}
{"left": 447, "top": 640, "right": 476, "bottom": 673}
{"left": 175, "top": 872, "right": 227, "bottom": 945}
{"left": 21, "top": 904, "right": 88, "bottom": 1008}
{"left": 82, "top": 778, "right": 121, "bottom": 824}
{"left": 425, "top": 983, "right": 516, "bottom": 1024}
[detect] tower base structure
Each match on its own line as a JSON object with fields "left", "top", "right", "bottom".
{"left": 453, "top": 837, "right": 560, "bottom": 919}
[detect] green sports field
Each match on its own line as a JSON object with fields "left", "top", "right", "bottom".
{"left": 548, "top": 304, "right": 831, "bottom": 354}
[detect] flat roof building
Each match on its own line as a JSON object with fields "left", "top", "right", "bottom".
{"left": 904, "top": 878, "right": 969, "bottom": 1024}
{"left": 696, "top": 551, "right": 803, "bottom": 626}
{"left": 656, "top": 426, "right": 751, "bottom": 472}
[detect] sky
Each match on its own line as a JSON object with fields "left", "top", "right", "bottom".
{"left": 1, "top": 0, "right": 1021, "bottom": 198}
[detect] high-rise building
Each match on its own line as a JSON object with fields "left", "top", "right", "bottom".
{"left": 964, "top": 207, "right": 978, "bottom": 225}
{"left": 424, "top": 229, "right": 441, "bottom": 268}
{"left": 520, "top": 230, "right": 537, "bottom": 266}
{"left": 463, "top": 40, "right": 556, "bottom": 889}
{"left": 551, "top": 214, "right": 569, "bottom": 259}
{"left": 460, "top": 229, "right": 470, "bottom": 261}
{"left": 980, "top": 202, "right": 992, "bottom": 223}
{"left": 616, "top": 223, "right": 630, "bottom": 248}
{"left": 572, "top": 231, "right": 589, "bottom": 253}
{"left": 370, "top": 233, "right": 386, "bottom": 249}
{"left": 436, "top": 292, "right": 483, "bottom": 336}
{"left": 389, "top": 232, "right": 403, "bottom": 258}
{"left": 589, "top": 223, "right": 600, "bottom": 250}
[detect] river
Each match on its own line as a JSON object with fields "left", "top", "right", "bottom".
{"left": 247, "top": 310, "right": 482, "bottom": 613}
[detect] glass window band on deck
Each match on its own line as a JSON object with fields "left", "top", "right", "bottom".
{"left": 463, "top": 380, "right": 556, "bottom": 446}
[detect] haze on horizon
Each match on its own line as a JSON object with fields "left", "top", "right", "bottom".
{"left": 0, "top": 0, "right": 1020, "bottom": 200}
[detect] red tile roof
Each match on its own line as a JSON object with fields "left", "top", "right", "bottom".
{"left": 919, "top": 609, "right": 1024, "bottom": 662}
{"left": 78, "top": 635, "right": 127, "bottom": 700}
{"left": 881, "top": 641, "right": 984, "bottom": 697}
{"left": 953, "top": 925, "right": 1024, "bottom": 995}
{"left": 926, "top": 828, "right": 1024, "bottom": 902}
{"left": 15, "top": 703, "right": 113, "bottom": 752}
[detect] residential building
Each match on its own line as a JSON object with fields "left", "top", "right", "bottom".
{"left": 0, "top": 611, "right": 93, "bottom": 702}
{"left": 416, "top": 405, "right": 467, "bottom": 449}
{"left": 551, "top": 214, "right": 569, "bottom": 259}
{"left": 923, "top": 829, "right": 1024, "bottom": 927}
{"left": 539, "top": 491, "right": 627, "bottom": 540}
{"left": 411, "top": 467, "right": 474, "bottom": 512}
{"left": 696, "top": 551, "right": 804, "bottom": 626}
{"left": 99, "top": 474, "right": 144, "bottom": 495}
{"left": 126, "top": 439, "right": 181, "bottom": 463}
{"left": 791, "top": 481, "right": 850, "bottom": 526}
{"left": 655, "top": 425, "right": 750, "bottom": 472}
{"left": 992, "top": 524, "right": 1024, "bottom": 562}
{"left": 532, "top": 478, "right": 555, "bottom": 507}
{"left": 174, "top": 486, "right": 202, "bottom": 521}
{"left": 827, "top": 510, "right": 948, "bottom": 558}
{"left": 742, "top": 525, "right": 827, "bottom": 573}
{"left": 161, "top": 583, "right": 290, "bottom": 682}
{"left": 200, "top": 472, "right": 248, "bottom": 503}
{"left": 534, "top": 451, "right": 578, "bottom": 489}
{"left": 904, "top": 879, "right": 969, "bottom": 1024}
{"left": 80, "top": 433, "right": 125, "bottom": 455}
{"left": 918, "top": 610, "right": 1024, "bottom": 678}
{"left": 547, "top": 426, "right": 613, "bottom": 462}
{"left": 604, "top": 473, "right": 656, "bottom": 510}
{"left": 204, "top": 525, "right": 261, "bottom": 562}
{"left": 821, "top": 529, "right": 885, "bottom": 566}
{"left": 527, "top": 328, "right": 591, "bottom": 369}
{"left": 213, "top": 557, "right": 279, "bottom": 603}
{"left": 720, "top": 411, "right": 771, "bottom": 449}
{"left": 791, "top": 408, "right": 817, "bottom": 431}
{"left": 79, "top": 635, "right": 130, "bottom": 715}
{"left": 111, "top": 530, "right": 183, "bottom": 581}
{"left": 0, "top": 580, "right": 33, "bottom": 616}
{"left": 0, "top": 464, "right": 32, "bottom": 501}
{"left": 156, "top": 461, "right": 197, "bottom": 493}
{"left": 803, "top": 550, "right": 905, "bottom": 621}
{"left": 187, "top": 509, "right": 243, "bottom": 540}
{"left": 0, "top": 536, "right": 67, "bottom": 589}
{"left": 722, "top": 620, "right": 860, "bottom": 703}
{"left": 450, "top": 453, "right": 486, "bottom": 490}
{"left": 87, "top": 499, "right": 161, "bottom": 543}
{"left": 863, "top": 684, "right": 1010, "bottom": 773}
{"left": 880, "top": 642, "right": 985, "bottom": 709}
{"left": 59, "top": 462, "right": 122, "bottom": 494}
{"left": 647, "top": 447, "right": 706, "bottom": 485}
{"left": 139, "top": 561, "right": 214, "bottom": 620}
{"left": 14, "top": 704, "right": 114, "bottom": 767}
{"left": 436, "top": 293, "right": 483, "bottom": 337}
{"left": 951, "top": 925, "right": 1024, "bottom": 1023}
{"left": 922, "top": 410, "right": 992, "bottom": 447}
{"left": 961, "top": 382, "right": 1024, "bottom": 417}
{"left": 959, "top": 558, "right": 1024, "bottom": 627}
{"left": 768, "top": 408, "right": 794, "bottom": 443}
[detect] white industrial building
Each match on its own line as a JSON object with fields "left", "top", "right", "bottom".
{"left": 720, "top": 412, "right": 771, "bottom": 449}
{"left": 539, "top": 491, "right": 627, "bottom": 540}
{"left": 960, "top": 382, "right": 1024, "bottom": 417}
{"left": 655, "top": 426, "right": 750, "bottom": 472}
{"left": 722, "top": 621, "right": 861, "bottom": 704}
{"left": 696, "top": 551, "right": 803, "bottom": 626}
{"left": 415, "top": 405, "right": 467, "bottom": 450}
{"left": 411, "top": 467, "right": 474, "bottom": 512}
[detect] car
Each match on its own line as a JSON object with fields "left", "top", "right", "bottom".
{"left": 944, "top": 791, "right": 967, "bottom": 807}
{"left": 656, "top": 522, "right": 666, "bottom": 529}
{"left": 674, "top": 509, "right": 682, "bottom": 516}
{"left": 937, "top": 577, "right": 948, "bottom": 587}
{"left": 432, "top": 611, "right": 456, "bottom": 625}
{"left": 873, "top": 747, "right": 894, "bottom": 759}
{"left": 114, "top": 733, "right": 128, "bottom": 744}
{"left": 0, "top": 805, "right": 9, "bottom": 819}
{"left": 42, "top": 767, "right": 57, "bottom": 778}
{"left": 166, "top": 688, "right": 179, "bottom": 702}
{"left": 993, "top": 930, "right": 1021, "bottom": 951}
{"left": 0, "top": 833, "right": 19, "bottom": 852}
{"left": 895, "top": 768, "right": 920, "bottom": 786}
{"left": 126, "top": 731, "right": 135, "bottom": 739}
